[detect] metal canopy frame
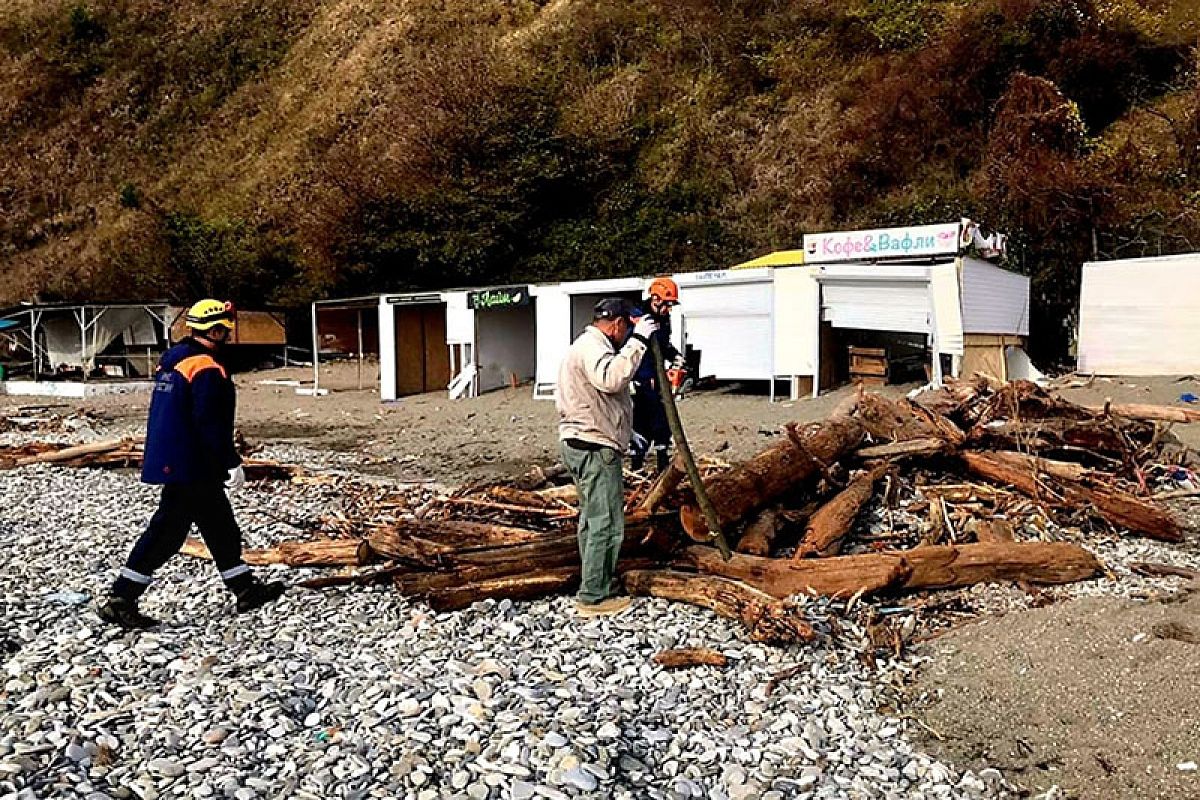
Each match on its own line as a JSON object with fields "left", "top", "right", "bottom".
{"left": 0, "top": 302, "right": 170, "bottom": 381}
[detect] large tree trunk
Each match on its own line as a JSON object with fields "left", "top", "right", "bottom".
{"left": 623, "top": 570, "right": 816, "bottom": 644}
{"left": 794, "top": 463, "right": 888, "bottom": 558}
{"left": 962, "top": 451, "right": 1182, "bottom": 542}
{"left": 679, "top": 417, "right": 864, "bottom": 539}
{"left": 672, "top": 545, "right": 910, "bottom": 599}
{"left": 897, "top": 542, "right": 1101, "bottom": 589}
{"left": 675, "top": 540, "right": 1101, "bottom": 598}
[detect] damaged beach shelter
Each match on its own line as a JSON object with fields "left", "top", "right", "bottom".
{"left": 310, "top": 296, "right": 382, "bottom": 395}
{"left": 769, "top": 220, "right": 1030, "bottom": 399}
{"left": 0, "top": 301, "right": 170, "bottom": 395}
{"left": 531, "top": 277, "right": 645, "bottom": 398}
{"left": 1077, "top": 253, "right": 1200, "bottom": 376}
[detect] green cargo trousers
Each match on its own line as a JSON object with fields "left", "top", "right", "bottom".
{"left": 560, "top": 441, "right": 625, "bottom": 604}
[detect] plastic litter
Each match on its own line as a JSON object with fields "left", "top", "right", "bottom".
{"left": 43, "top": 590, "right": 91, "bottom": 606}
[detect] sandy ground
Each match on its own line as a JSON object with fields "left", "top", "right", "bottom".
{"left": 914, "top": 588, "right": 1200, "bottom": 799}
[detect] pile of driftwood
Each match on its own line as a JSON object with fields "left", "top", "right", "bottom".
{"left": 179, "top": 378, "right": 1197, "bottom": 646}
{"left": 0, "top": 436, "right": 300, "bottom": 480}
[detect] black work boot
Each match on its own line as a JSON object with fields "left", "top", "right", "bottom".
{"left": 98, "top": 596, "right": 160, "bottom": 630}
{"left": 235, "top": 579, "right": 286, "bottom": 614}
{"left": 656, "top": 448, "right": 671, "bottom": 474}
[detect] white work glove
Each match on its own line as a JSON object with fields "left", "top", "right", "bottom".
{"left": 671, "top": 354, "right": 686, "bottom": 369}
{"left": 632, "top": 316, "right": 659, "bottom": 340}
{"left": 225, "top": 465, "right": 246, "bottom": 493}
{"left": 629, "top": 432, "right": 649, "bottom": 457}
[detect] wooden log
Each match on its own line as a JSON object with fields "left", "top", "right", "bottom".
{"left": 794, "top": 464, "right": 888, "bottom": 558}
{"left": 242, "top": 459, "right": 301, "bottom": 481}
{"left": 652, "top": 648, "right": 729, "bottom": 669}
{"left": 972, "top": 450, "right": 1092, "bottom": 481}
{"left": 394, "top": 561, "right": 553, "bottom": 595}
{"left": 299, "top": 565, "right": 410, "bottom": 589}
{"left": 1129, "top": 562, "right": 1200, "bottom": 581}
{"left": 736, "top": 509, "right": 779, "bottom": 556}
{"left": 443, "top": 497, "right": 576, "bottom": 517}
{"left": 640, "top": 453, "right": 686, "bottom": 513}
{"left": 855, "top": 438, "right": 947, "bottom": 460}
{"left": 982, "top": 380, "right": 1095, "bottom": 423}
{"left": 425, "top": 568, "right": 580, "bottom": 611}
{"left": 680, "top": 417, "right": 864, "bottom": 539}
{"left": 484, "top": 486, "right": 556, "bottom": 508}
{"left": 368, "top": 519, "right": 557, "bottom": 555}
{"left": 180, "top": 536, "right": 370, "bottom": 567}
{"left": 855, "top": 392, "right": 964, "bottom": 446}
{"left": 14, "top": 438, "right": 132, "bottom": 466}
{"left": 374, "top": 516, "right": 655, "bottom": 574}
{"left": 623, "top": 570, "right": 816, "bottom": 644}
{"left": 962, "top": 451, "right": 1183, "bottom": 542}
{"left": 672, "top": 546, "right": 910, "bottom": 599}
{"left": 1090, "top": 402, "right": 1200, "bottom": 424}
{"left": 967, "top": 518, "right": 1015, "bottom": 544}
{"left": 971, "top": 418, "right": 1149, "bottom": 456}
{"left": 537, "top": 484, "right": 578, "bottom": 503}
{"left": 898, "top": 542, "right": 1101, "bottom": 590}
{"left": 675, "top": 541, "right": 1100, "bottom": 598}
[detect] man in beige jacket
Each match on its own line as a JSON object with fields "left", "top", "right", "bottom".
{"left": 557, "top": 298, "right": 659, "bottom": 616}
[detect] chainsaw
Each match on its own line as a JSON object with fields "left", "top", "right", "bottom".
{"left": 666, "top": 360, "right": 692, "bottom": 399}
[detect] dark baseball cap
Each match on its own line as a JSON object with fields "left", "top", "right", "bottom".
{"left": 593, "top": 297, "right": 636, "bottom": 321}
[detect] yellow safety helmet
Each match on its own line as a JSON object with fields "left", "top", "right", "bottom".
{"left": 186, "top": 299, "right": 236, "bottom": 331}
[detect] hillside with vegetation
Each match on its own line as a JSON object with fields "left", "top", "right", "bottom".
{"left": 1, "top": 0, "right": 1198, "bottom": 355}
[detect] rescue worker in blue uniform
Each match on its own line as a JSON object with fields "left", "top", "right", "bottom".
{"left": 630, "top": 277, "right": 683, "bottom": 473}
{"left": 98, "top": 300, "right": 286, "bottom": 629}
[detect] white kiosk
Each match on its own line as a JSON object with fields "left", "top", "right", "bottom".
{"left": 770, "top": 221, "right": 1029, "bottom": 398}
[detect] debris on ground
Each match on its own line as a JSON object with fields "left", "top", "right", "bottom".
{"left": 160, "top": 378, "right": 1198, "bottom": 647}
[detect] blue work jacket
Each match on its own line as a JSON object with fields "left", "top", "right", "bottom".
{"left": 141, "top": 338, "right": 241, "bottom": 484}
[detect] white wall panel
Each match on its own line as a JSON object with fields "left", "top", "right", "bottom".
{"left": 960, "top": 258, "right": 1030, "bottom": 335}
{"left": 1078, "top": 254, "right": 1200, "bottom": 375}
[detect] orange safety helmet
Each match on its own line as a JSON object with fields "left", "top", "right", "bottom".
{"left": 647, "top": 276, "right": 679, "bottom": 305}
